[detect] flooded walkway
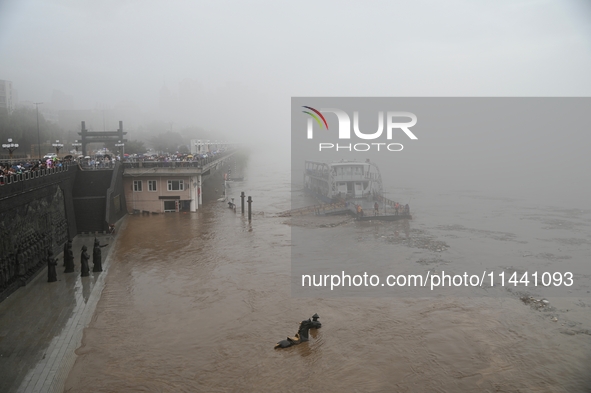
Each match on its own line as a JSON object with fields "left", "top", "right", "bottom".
{"left": 0, "top": 233, "right": 119, "bottom": 393}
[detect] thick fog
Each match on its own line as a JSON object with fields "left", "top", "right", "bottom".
{"left": 1, "top": 0, "right": 591, "bottom": 205}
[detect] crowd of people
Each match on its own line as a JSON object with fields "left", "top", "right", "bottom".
{"left": 80, "top": 155, "right": 117, "bottom": 169}
{"left": 123, "top": 148, "right": 233, "bottom": 169}
{"left": 1, "top": 147, "right": 234, "bottom": 184}
{"left": 126, "top": 148, "right": 228, "bottom": 163}
{"left": 0, "top": 157, "right": 72, "bottom": 185}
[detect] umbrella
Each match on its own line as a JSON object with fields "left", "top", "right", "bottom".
{"left": 63, "top": 155, "right": 73, "bottom": 160}
{"left": 186, "top": 155, "right": 193, "bottom": 158}
{"left": 84, "top": 156, "right": 90, "bottom": 159}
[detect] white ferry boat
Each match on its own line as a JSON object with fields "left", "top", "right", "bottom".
{"left": 303, "top": 160, "right": 384, "bottom": 203}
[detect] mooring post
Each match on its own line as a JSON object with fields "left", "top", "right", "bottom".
{"left": 241, "top": 192, "right": 245, "bottom": 215}
{"left": 247, "top": 196, "right": 253, "bottom": 221}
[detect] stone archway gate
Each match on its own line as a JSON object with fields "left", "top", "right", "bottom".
{"left": 79, "top": 120, "right": 127, "bottom": 156}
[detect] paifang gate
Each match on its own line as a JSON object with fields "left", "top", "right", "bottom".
{"left": 78, "top": 120, "right": 127, "bottom": 156}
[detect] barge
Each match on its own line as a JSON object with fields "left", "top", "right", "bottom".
{"left": 303, "top": 159, "right": 411, "bottom": 220}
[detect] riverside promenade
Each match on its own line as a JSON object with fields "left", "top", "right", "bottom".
{"left": 0, "top": 231, "right": 120, "bottom": 393}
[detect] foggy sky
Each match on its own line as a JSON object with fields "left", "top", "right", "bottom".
{"left": 1, "top": 1, "right": 590, "bottom": 131}
{"left": 1, "top": 0, "right": 591, "bottom": 159}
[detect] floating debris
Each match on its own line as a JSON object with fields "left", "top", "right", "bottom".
{"left": 520, "top": 296, "right": 552, "bottom": 311}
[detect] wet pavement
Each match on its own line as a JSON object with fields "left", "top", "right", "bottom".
{"left": 0, "top": 232, "right": 119, "bottom": 393}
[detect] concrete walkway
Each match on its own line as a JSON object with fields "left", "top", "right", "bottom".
{"left": 0, "top": 232, "right": 119, "bottom": 393}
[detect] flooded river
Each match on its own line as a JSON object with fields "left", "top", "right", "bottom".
{"left": 65, "top": 151, "right": 591, "bottom": 392}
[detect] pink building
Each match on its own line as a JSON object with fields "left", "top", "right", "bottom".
{"left": 123, "top": 167, "right": 202, "bottom": 213}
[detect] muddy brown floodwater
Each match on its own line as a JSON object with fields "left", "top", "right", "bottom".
{"left": 65, "top": 154, "right": 591, "bottom": 392}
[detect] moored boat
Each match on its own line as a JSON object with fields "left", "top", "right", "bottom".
{"left": 303, "top": 159, "right": 383, "bottom": 203}
{"left": 303, "top": 159, "right": 411, "bottom": 220}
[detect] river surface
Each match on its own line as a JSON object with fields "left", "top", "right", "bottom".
{"left": 65, "top": 151, "right": 591, "bottom": 392}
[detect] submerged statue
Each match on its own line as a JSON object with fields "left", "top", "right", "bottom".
{"left": 47, "top": 250, "right": 57, "bottom": 283}
{"left": 275, "top": 319, "right": 314, "bottom": 349}
{"left": 63, "top": 239, "right": 71, "bottom": 266}
{"left": 310, "top": 313, "right": 322, "bottom": 329}
{"left": 80, "top": 245, "right": 90, "bottom": 277}
{"left": 63, "top": 242, "right": 67, "bottom": 266}
{"left": 92, "top": 238, "right": 108, "bottom": 273}
{"left": 64, "top": 242, "right": 75, "bottom": 273}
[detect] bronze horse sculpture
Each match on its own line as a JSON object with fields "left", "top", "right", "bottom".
{"left": 275, "top": 314, "right": 321, "bottom": 349}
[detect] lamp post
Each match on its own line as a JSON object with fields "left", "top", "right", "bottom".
{"left": 72, "top": 139, "right": 82, "bottom": 154}
{"left": 115, "top": 140, "right": 125, "bottom": 160}
{"left": 2, "top": 138, "right": 19, "bottom": 159}
{"left": 34, "top": 102, "right": 43, "bottom": 159}
{"left": 52, "top": 140, "right": 64, "bottom": 156}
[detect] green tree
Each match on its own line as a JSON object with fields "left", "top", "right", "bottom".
{"left": 0, "top": 108, "right": 63, "bottom": 158}
{"left": 123, "top": 139, "right": 146, "bottom": 155}
{"left": 177, "top": 144, "right": 189, "bottom": 154}
{"left": 150, "top": 131, "right": 184, "bottom": 154}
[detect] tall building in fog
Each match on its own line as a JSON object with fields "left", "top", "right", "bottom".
{"left": 51, "top": 89, "right": 74, "bottom": 111}
{"left": 159, "top": 84, "right": 173, "bottom": 113}
{"left": 178, "top": 78, "right": 204, "bottom": 124}
{"left": 0, "top": 80, "right": 15, "bottom": 115}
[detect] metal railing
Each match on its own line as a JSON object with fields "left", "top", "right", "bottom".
{"left": 276, "top": 201, "right": 346, "bottom": 217}
{"left": 0, "top": 164, "right": 71, "bottom": 186}
{"left": 122, "top": 150, "right": 237, "bottom": 170}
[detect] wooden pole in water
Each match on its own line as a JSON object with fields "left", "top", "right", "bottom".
{"left": 247, "top": 196, "right": 253, "bottom": 221}
{"left": 241, "top": 192, "right": 245, "bottom": 215}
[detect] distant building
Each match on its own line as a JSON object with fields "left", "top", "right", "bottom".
{"left": 190, "top": 139, "right": 209, "bottom": 155}
{"left": 0, "top": 80, "right": 15, "bottom": 115}
{"left": 159, "top": 84, "right": 173, "bottom": 112}
{"left": 190, "top": 139, "right": 197, "bottom": 154}
{"left": 178, "top": 78, "right": 206, "bottom": 124}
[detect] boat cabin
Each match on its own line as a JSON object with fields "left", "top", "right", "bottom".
{"left": 304, "top": 160, "right": 376, "bottom": 201}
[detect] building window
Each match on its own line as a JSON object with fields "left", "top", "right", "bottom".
{"left": 167, "top": 180, "right": 184, "bottom": 191}
{"left": 133, "top": 180, "right": 142, "bottom": 192}
{"left": 148, "top": 180, "right": 157, "bottom": 191}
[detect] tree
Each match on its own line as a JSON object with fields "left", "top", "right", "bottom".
{"left": 150, "top": 131, "right": 184, "bottom": 154}
{"left": 0, "top": 108, "right": 63, "bottom": 157}
{"left": 178, "top": 144, "right": 189, "bottom": 154}
{"left": 123, "top": 139, "right": 146, "bottom": 155}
